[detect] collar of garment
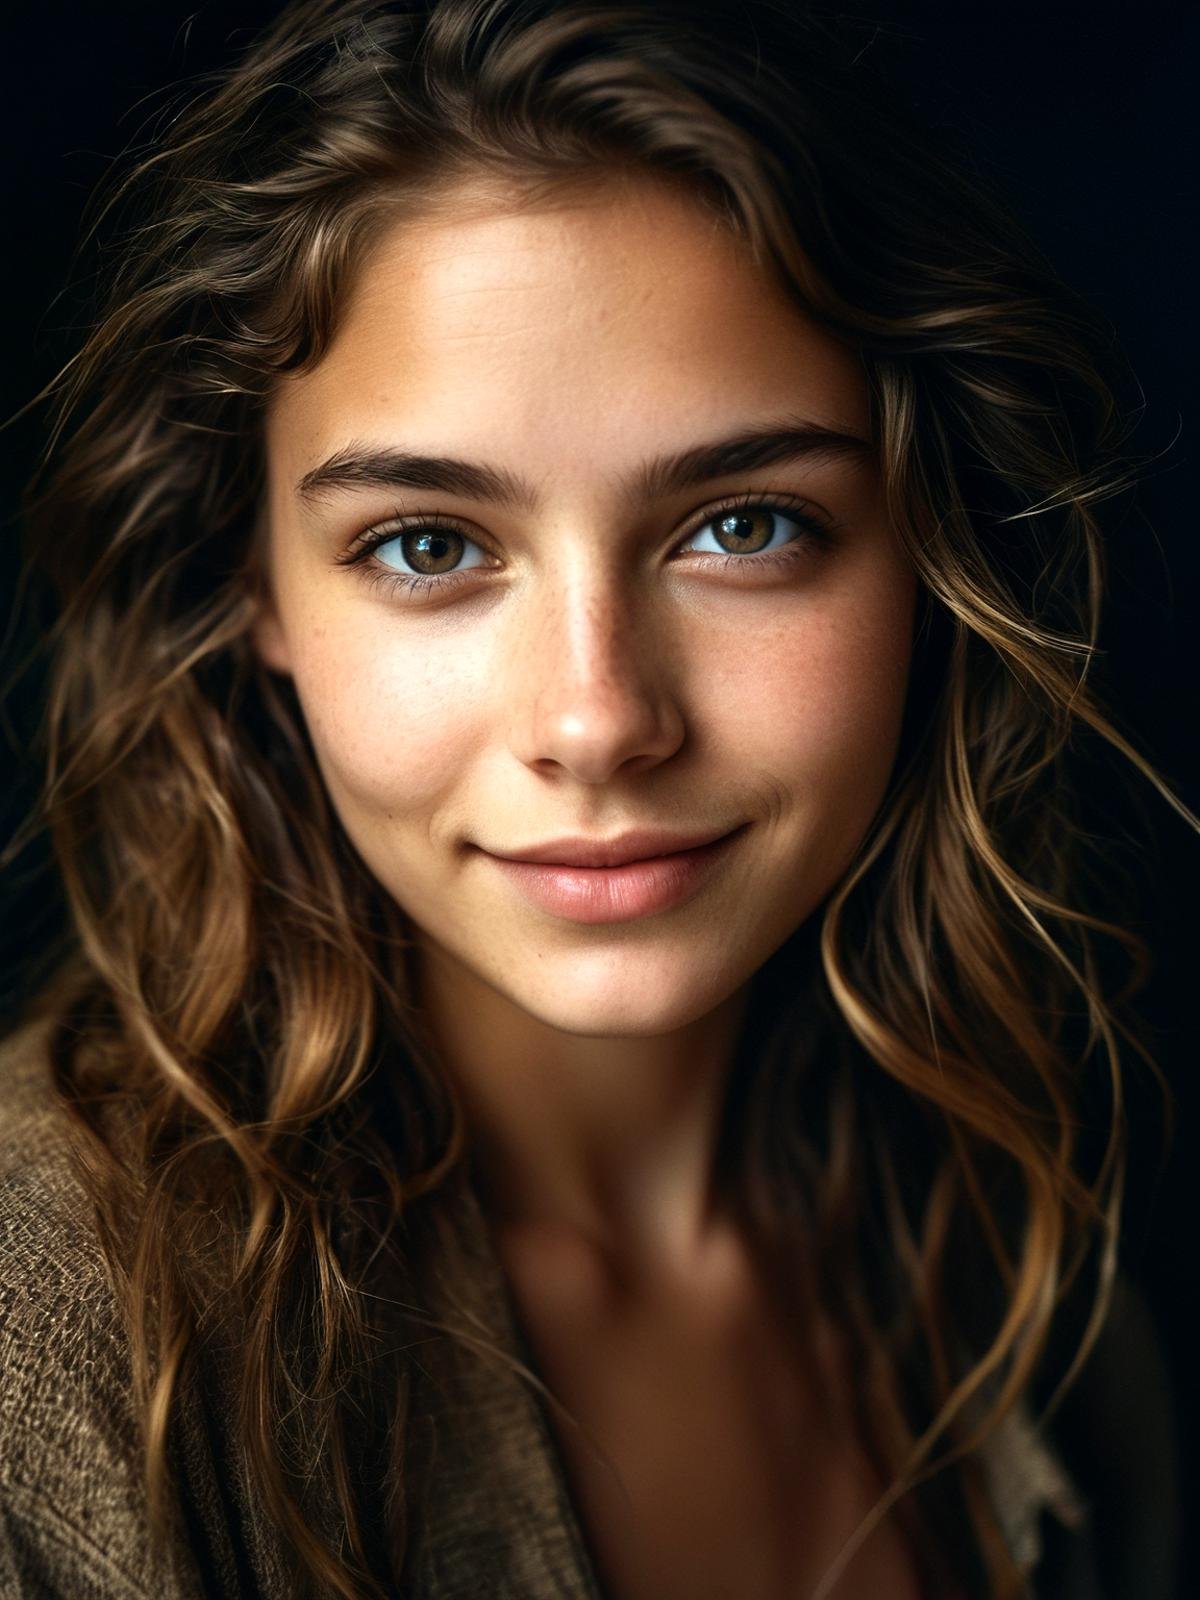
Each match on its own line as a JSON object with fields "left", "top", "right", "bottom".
{"left": 396, "top": 1170, "right": 1088, "bottom": 1599}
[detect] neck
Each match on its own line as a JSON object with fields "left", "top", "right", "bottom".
{"left": 414, "top": 939, "right": 752, "bottom": 1268}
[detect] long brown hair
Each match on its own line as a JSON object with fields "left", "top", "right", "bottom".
{"left": 6, "top": 1, "right": 1195, "bottom": 1595}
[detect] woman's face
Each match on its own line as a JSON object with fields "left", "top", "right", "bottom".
{"left": 256, "top": 176, "right": 918, "bottom": 1038}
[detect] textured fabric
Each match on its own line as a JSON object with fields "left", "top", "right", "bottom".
{"left": 0, "top": 1013, "right": 1179, "bottom": 1599}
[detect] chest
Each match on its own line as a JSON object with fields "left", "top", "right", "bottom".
{"left": 500, "top": 1236, "right": 930, "bottom": 1600}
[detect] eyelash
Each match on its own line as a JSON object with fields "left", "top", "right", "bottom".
{"left": 333, "top": 491, "right": 842, "bottom": 601}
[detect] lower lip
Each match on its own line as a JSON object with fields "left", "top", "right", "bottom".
{"left": 483, "top": 829, "right": 746, "bottom": 924}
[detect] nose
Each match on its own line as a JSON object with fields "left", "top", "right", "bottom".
{"left": 504, "top": 561, "right": 685, "bottom": 785}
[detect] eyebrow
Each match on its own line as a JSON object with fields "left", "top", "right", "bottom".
{"left": 294, "top": 415, "right": 875, "bottom": 513}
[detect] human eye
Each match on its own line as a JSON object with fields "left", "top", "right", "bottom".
{"left": 332, "top": 512, "right": 492, "bottom": 600}
{"left": 676, "top": 491, "right": 842, "bottom": 577}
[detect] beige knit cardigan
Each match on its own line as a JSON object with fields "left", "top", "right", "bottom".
{"left": 0, "top": 1015, "right": 1179, "bottom": 1599}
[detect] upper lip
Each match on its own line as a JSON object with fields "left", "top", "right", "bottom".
{"left": 485, "top": 825, "right": 741, "bottom": 868}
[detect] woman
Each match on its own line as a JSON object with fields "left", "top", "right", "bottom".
{"left": 0, "top": 1, "right": 1189, "bottom": 1596}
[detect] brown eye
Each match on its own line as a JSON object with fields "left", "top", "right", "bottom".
{"left": 374, "top": 524, "right": 488, "bottom": 577}
{"left": 390, "top": 528, "right": 470, "bottom": 572}
{"left": 710, "top": 509, "right": 776, "bottom": 554}
{"left": 683, "top": 498, "right": 836, "bottom": 563}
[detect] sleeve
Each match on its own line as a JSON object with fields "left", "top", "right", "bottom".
{"left": 0, "top": 1482, "right": 157, "bottom": 1600}
{"left": 0, "top": 1162, "right": 202, "bottom": 1600}
{"left": 1036, "top": 1272, "right": 1182, "bottom": 1600}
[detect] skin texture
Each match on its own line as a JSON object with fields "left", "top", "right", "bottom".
{"left": 254, "top": 173, "right": 919, "bottom": 1275}
{"left": 254, "top": 174, "right": 928, "bottom": 1599}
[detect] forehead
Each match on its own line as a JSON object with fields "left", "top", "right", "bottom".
{"left": 266, "top": 175, "right": 869, "bottom": 488}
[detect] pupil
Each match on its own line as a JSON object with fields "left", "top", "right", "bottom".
{"left": 720, "top": 511, "right": 769, "bottom": 549}
{"left": 404, "top": 531, "right": 460, "bottom": 576}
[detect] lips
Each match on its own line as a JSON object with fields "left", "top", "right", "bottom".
{"left": 481, "top": 827, "right": 747, "bottom": 924}
{"left": 487, "top": 824, "right": 741, "bottom": 868}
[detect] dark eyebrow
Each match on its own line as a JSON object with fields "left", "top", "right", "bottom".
{"left": 294, "top": 416, "right": 875, "bottom": 513}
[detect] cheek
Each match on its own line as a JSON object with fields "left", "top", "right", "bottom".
{"left": 719, "top": 569, "right": 916, "bottom": 838}
{"left": 285, "top": 616, "right": 479, "bottom": 820}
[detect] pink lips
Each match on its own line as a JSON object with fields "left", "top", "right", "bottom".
{"left": 481, "top": 827, "right": 745, "bottom": 923}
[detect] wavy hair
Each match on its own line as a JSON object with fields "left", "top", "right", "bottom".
{"left": 6, "top": 1, "right": 1195, "bottom": 1596}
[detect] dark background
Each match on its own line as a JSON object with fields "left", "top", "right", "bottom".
{"left": 2, "top": 0, "right": 1196, "bottom": 1587}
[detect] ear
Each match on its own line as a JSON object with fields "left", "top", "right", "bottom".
{"left": 247, "top": 566, "right": 293, "bottom": 676}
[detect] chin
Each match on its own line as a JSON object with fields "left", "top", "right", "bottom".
{"left": 498, "top": 948, "right": 747, "bottom": 1038}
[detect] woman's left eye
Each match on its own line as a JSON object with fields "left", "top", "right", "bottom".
{"left": 681, "top": 499, "right": 836, "bottom": 564}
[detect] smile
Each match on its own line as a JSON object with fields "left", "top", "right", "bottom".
{"left": 479, "top": 826, "right": 748, "bottom": 924}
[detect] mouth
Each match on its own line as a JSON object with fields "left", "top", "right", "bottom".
{"left": 486, "top": 823, "right": 744, "bottom": 869}
{"left": 480, "top": 824, "right": 749, "bottom": 924}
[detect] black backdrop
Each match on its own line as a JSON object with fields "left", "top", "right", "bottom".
{"left": 2, "top": 1, "right": 1196, "bottom": 1589}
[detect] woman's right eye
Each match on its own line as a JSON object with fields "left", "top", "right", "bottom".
{"left": 334, "top": 517, "right": 490, "bottom": 598}
{"left": 373, "top": 524, "right": 489, "bottom": 578}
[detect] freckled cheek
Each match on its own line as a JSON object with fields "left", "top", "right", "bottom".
{"left": 713, "top": 592, "right": 914, "bottom": 812}
{"left": 288, "top": 625, "right": 482, "bottom": 818}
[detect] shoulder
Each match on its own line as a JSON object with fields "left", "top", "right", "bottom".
{"left": 991, "top": 1267, "right": 1182, "bottom": 1600}
{"left": 948, "top": 1254, "right": 1179, "bottom": 1600}
{"left": 0, "top": 1011, "right": 121, "bottom": 1342}
{"left": 1035, "top": 1271, "right": 1181, "bottom": 1600}
{"left": 0, "top": 1014, "right": 198, "bottom": 1599}
{"left": 0, "top": 1010, "right": 109, "bottom": 1273}
{"left": 0, "top": 1012, "right": 124, "bottom": 1387}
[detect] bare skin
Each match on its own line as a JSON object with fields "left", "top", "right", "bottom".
{"left": 499, "top": 1221, "right": 927, "bottom": 1600}
{"left": 254, "top": 172, "right": 924, "bottom": 1597}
